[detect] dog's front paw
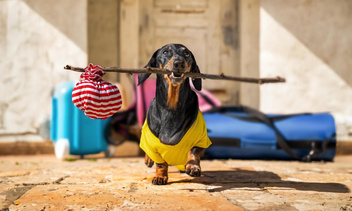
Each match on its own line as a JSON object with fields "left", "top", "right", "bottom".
{"left": 152, "top": 176, "right": 168, "bottom": 185}
{"left": 185, "top": 164, "right": 201, "bottom": 177}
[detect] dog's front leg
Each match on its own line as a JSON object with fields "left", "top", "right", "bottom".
{"left": 185, "top": 147, "right": 205, "bottom": 177}
{"left": 152, "top": 162, "right": 168, "bottom": 185}
{"left": 144, "top": 153, "right": 154, "bottom": 168}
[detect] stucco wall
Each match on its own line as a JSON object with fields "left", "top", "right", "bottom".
{"left": 1, "top": 0, "right": 351, "bottom": 143}
{"left": 260, "top": 0, "right": 352, "bottom": 140}
{"left": 0, "top": 0, "right": 88, "bottom": 142}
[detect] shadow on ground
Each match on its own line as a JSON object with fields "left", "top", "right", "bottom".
{"left": 170, "top": 168, "right": 350, "bottom": 193}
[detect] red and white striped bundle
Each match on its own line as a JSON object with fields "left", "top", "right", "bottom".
{"left": 72, "top": 64, "right": 122, "bottom": 119}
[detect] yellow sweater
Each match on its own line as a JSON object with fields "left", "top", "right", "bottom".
{"left": 140, "top": 110, "right": 212, "bottom": 171}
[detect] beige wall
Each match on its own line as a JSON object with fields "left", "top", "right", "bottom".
{"left": 1, "top": 0, "right": 351, "bottom": 143}
{"left": 239, "top": 0, "right": 260, "bottom": 109}
{"left": 87, "top": 0, "right": 120, "bottom": 82}
{"left": 0, "top": 0, "right": 88, "bottom": 141}
{"left": 260, "top": 0, "right": 352, "bottom": 140}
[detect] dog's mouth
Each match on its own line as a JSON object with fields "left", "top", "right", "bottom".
{"left": 168, "top": 72, "right": 186, "bottom": 85}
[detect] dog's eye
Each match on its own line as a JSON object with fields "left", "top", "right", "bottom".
{"left": 184, "top": 51, "right": 190, "bottom": 57}
{"left": 163, "top": 50, "right": 170, "bottom": 56}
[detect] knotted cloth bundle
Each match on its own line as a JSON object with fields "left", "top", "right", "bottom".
{"left": 72, "top": 64, "right": 122, "bottom": 119}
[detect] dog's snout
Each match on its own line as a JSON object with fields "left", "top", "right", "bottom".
{"left": 173, "top": 60, "right": 185, "bottom": 69}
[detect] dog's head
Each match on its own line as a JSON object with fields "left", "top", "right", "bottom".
{"left": 138, "top": 44, "right": 202, "bottom": 91}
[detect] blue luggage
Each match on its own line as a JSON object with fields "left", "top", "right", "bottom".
{"left": 51, "top": 81, "right": 113, "bottom": 159}
{"left": 203, "top": 106, "right": 336, "bottom": 161}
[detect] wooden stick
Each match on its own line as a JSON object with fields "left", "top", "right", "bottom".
{"left": 64, "top": 65, "right": 285, "bottom": 84}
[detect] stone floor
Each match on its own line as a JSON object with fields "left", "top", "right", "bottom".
{"left": 0, "top": 155, "right": 352, "bottom": 211}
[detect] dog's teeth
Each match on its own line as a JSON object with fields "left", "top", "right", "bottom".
{"left": 181, "top": 73, "right": 184, "bottom": 78}
{"left": 171, "top": 72, "right": 175, "bottom": 78}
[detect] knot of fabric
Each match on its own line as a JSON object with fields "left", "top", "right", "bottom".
{"left": 80, "top": 64, "right": 105, "bottom": 81}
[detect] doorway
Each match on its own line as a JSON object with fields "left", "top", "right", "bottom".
{"left": 120, "top": 0, "right": 245, "bottom": 105}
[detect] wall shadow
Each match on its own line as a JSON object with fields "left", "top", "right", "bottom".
{"left": 23, "top": 0, "right": 86, "bottom": 52}
{"left": 262, "top": 0, "right": 352, "bottom": 87}
{"left": 170, "top": 168, "right": 350, "bottom": 193}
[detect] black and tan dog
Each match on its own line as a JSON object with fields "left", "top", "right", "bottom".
{"left": 138, "top": 44, "right": 212, "bottom": 185}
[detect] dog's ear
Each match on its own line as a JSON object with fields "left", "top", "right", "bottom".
{"left": 138, "top": 50, "right": 159, "bottom": 86}
{"left": 190, "top": 53, "right": 202, "bottom": 91}
{"left": 138, "top": 73, "right": 151, "bottom": 86}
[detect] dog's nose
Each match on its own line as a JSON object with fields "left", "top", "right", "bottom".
{"left": 173, "top": 60, "right": 185, "bottom": 69}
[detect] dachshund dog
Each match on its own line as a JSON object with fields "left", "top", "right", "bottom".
{"left": 138, "top": 44, "right": 212, "bottom": 185}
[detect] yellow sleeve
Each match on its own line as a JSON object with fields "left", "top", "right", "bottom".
{"left": 194, "top": 111, "right": 212, "bottom": 149}
{"left": 195, "top": 135, "right": 212, "bottom": 149}
{"left": 139, "top": 123, "right": 165, "bottom": 164}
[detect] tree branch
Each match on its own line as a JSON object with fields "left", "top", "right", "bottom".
{"left": 64, "top": 65, "right": 285, "bottom": 84}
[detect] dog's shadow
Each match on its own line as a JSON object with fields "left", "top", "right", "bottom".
{"left": 169, "top": 168, "right": 350, "bottom": 193}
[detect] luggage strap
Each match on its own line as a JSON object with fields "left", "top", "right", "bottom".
{"left": 215, "top": 106, "right": 332, "bottom": 162}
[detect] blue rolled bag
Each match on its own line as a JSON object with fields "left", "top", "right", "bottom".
{"left": 203, "top": 106, "right": 336, "bottom": 161}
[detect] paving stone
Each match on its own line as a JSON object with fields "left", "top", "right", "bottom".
{"left": 0, "top": 171, "right": 31, "bottom": 177}
{"left": 0, "top": 155, "right": 351, "bottom": 210}
{"left": 8, "top": 184, "right": 242, "bottom": 211}
{"left": 0, "top": 185, "right": 34, "bottom": 210}
{"left": 7, "top": 171, "right": 68, "bottom": 186}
